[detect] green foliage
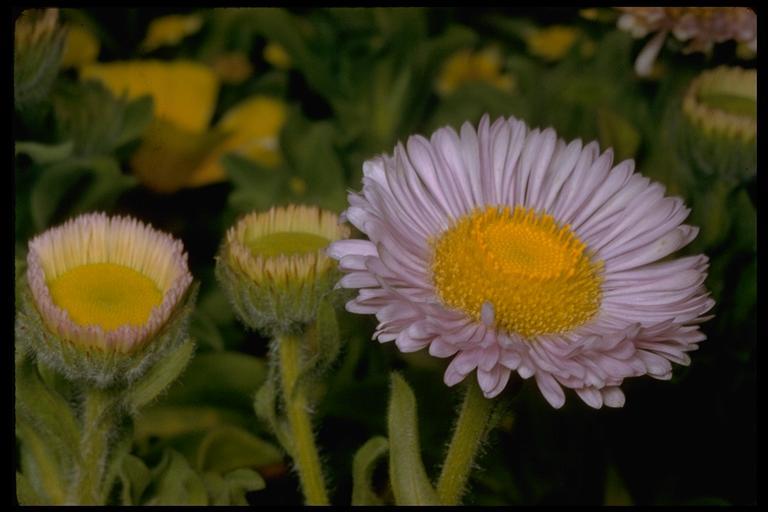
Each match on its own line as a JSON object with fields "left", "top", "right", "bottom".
{"left": 351, "top": 436, "right": 389, "bottom": 505}
{"left": 387, "top": 373, "right": 440, "bottom": 505}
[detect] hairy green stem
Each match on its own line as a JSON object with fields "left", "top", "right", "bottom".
{"left": 436, "top": 379, "right": 494, "bottom": 505}
{"left": 278, "top": 333, "right": 329, "bottom": 505}
{"left": 69, "top": 388, "right": 117, "bottom": 505}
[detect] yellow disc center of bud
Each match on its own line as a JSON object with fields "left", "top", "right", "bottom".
{"left": 698, "top": 91, "right": 756, "bottom": 119}
{"left": 431, "top": 206, "right": 603, "bottom": 338}
{"left": 48, "top": 263, "right": 163, "bottom": 330}
{"left": 246, "top": 231, "right": 330, "bottom": 257}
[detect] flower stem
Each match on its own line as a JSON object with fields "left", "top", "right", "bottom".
{"left": 69, "top": 387, "right": 117, "bottom": 505}
{"left": 436, "top": 378, "right": 494, "bottom": 505}
{"left": 278, "top": 333, "right": 329, "bottom": 505}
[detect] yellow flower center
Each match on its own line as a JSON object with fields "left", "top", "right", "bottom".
{"left": 246, "top": 232, "right": 331, "bottom": 258}
{"left": 48, "top": 263, "right": 163, "bottom": 331}
{"left": 431, "top": 206, "right": 603, "bottom": 338}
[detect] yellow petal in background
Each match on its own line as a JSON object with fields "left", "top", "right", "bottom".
{"left": 187, "top": 96, "right": 288, "bottom": 187}
{"left": 80, "top": 60, "right": 219, "bottom": 133}
{"left": 60, "top": 24, "right": 99, "bottom": 68}
{"left": 212, "top": 52, "right": 254, "bottom": 84}
{"left": 526, "top": 26, "right": 580, "bottom": 62}
{"left": 435, "top": 46, "right": 515, "bottom": 96}
{"left": 131, "top": 119, "right": 230, "bottom": 193}
{"left": 263, "top": 42, "right": 292, "bottom": 70}
{"left": 141, "top": 14, "right": 203, "bottom": 53}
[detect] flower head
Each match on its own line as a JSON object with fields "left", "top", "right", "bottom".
{"left": 14, "top": 9, "right": 66, "bottom": 108}
{"left": 617, "top": 7, "right": 756, "bottom": 76}
{"left": 680, "top": 66, "right": 756, "bottom": 182}
{"left": 329, "top": 115, "right": 714, "bottom": 409}
{"left": 17, "top": 213, "right": 195, "bottom": 385}
{"left": 217, "top": 205, "right": 349, "bottom": 335}
{"left": 435, "top": 47, "right": 515, "bottom": 96}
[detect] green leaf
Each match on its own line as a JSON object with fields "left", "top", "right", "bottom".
{"left": 196, "top": 425, "right": 283, "bottom": 474}
{"left": 15, "top": 140, "right": 74, "bottom": 165}
{"left": 387, "top": 373, "right": 439, "bottom": 505}
{"left": 14, "top": 357, "right": 80, "bottom": 475}
{"left": 223, "top": 153, "right": 285, "bottom": 214}
{"left": 161, "top": 351, "right": 268, "bottom": 410}
{"left": 596, "top": 108, "right": 641, "bottom": 161}
{"left": 352, "top": 436, "right": 389, "bottom": 505}
{"left": 189, "top": 310, "right": 225, "bottom": 351}
{"left": 247, "top": 8, "right": 337, "bottom": 98}
{"left": 29, "top": 156, "right": 135, "bottom": 231}
{"left": 126, "top": 338, "right": 195, "bottom": 413}
{"left": 16, "top": 471, "right": 42, "bottom": 505}
{"left": 16, "top": 418, "right": 68, "bottom": 504}
{"left": 281, "top": 115, "right": 347, "bottom": 211}
{"left": 144, "top": 449, "right": 208, "bottom": 505}
{"left": 254, "top": 370, "right": 293, "bottom": 454}
{"left": 202, "top": 472, "right": 230, "bottom": 506}
{"left": 222, "top": 468, "right": 266, "bottom": 504}
{"left": 134, "top": 405, "right": 247, "bottom": 443}
{"left": 119, "top": 455, "right": 151, "bottom": 505}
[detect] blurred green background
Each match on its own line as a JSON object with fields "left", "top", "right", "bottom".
{"left": 14, "top": 7, "right": 755, "bottom": 505}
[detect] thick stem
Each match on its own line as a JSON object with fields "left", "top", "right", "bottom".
{"left": 436, "top": 378, "right": 495, "bottom": 505}
{"left": 278, "top": 333, "right": 329, "bottom": 505}
{"left": 69, "top": 388, "right": 117, "bottom": 505}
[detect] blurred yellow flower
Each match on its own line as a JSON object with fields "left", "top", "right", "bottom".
{"left": 141, "top": 14, "right": 203, "bottom": 53}
{"left": 60, "top": 24, "right": 99, "bottom": 68}
{"left": 81, "top": 60, "right": 224, "bottom": 192}
{"left": 436, "top": 46, "right": 515, "bottom": 96}
{"left": 212, "top": 52, "right": 254, "bottom": 84}
{"left": 263, "top": 42, "right": 292, "bottom": 70}
{"left": 189, "top": 95, "right": 288, "bottom": 187}
{"left": 81, "top": 60, "right": 219, "bottom": 133}
{"left": 525, "top": 26, "right": 580, "bottom": 61}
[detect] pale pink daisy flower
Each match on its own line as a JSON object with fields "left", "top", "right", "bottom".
{"left": 328, "top": 115, "right": 714, "bottom": 409}
{"left": 617, "top": 7, "right": 757, "bottom": 76}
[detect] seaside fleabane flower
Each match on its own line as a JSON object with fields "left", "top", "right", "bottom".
{"left": 217, "top": 205, "right": 350, "bottom": 335}
{"left": 16, "top": 213, "right": 195, "bottom": 386}
{"left": 617, "top": 7, "right": 756, "bottom": 77}
{"left": 329, "top": 115, "right": 714, "bottom": 409}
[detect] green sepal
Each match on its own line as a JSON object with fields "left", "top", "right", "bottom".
{"left": 195, "top": 424, "right": 283, "bottom": 474}
{"left": 387, "top": 373, "right": 440, "bottom": 505}
{"left": 351, "top": 436, "right": 389, "bottom": 505}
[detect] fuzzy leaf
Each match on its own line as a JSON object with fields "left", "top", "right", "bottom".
{"left": 16, "top": 418, "right": 68, "bottom": 505}
{"left": 15, "top": 140, "right": 74, "bottom": 165}
{"left": 119, "top": 455, "right": 151, "bottom": 505}
{"left": 223, "top": 468, "right": 266, "bottom": 505}
{"left": 16, "top": 471, "right": 41, "bottom": 505}
{"left": 125, "top": 337, "right": 195, "bottom": 413}
{"left": 195, "top": 425, "right": 283, "bottom": 474}
{"left": 352, "top": 436, "right": 389, "bottom": 505}
{"left": 254, "top": 371, "right": 293, "bottom": 454}
{"left": 387, "top": 373, "right": 439, "bottom": 505}
{"left": 144, "top": 449, "right": 208, "bottom": 505}
{"left": 161, "top": 351, "right": 267, "bottom": 410}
